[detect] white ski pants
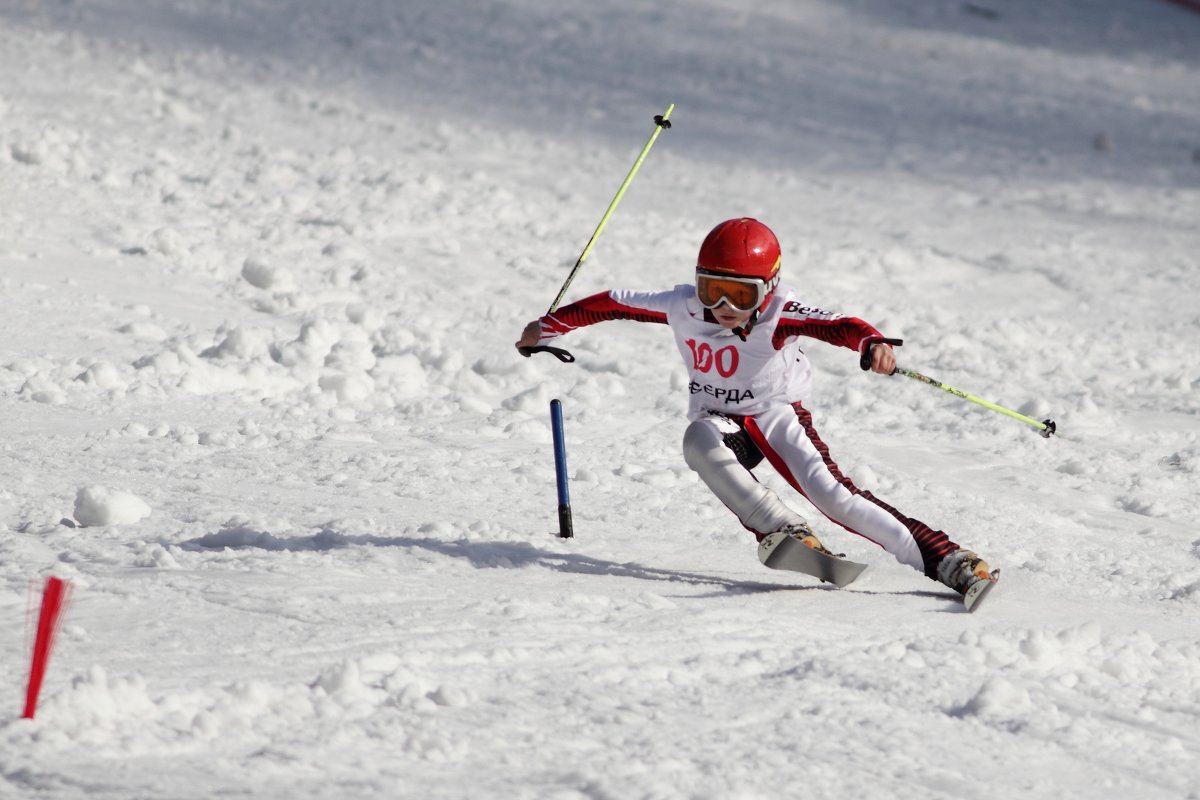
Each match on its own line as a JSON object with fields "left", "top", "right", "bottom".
{"left": 682, "top": 403, "right": 958, "bottom": 578}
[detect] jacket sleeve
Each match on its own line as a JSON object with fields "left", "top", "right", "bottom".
{"left": 771, "top": 302, "right": 885, "bottom": 355}
{"left": 532, "top": 290, "right": 670, "bottom": 344}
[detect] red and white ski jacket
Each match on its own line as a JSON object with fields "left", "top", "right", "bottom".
{"left": 532, "top": 284, "right": 886, "bottom": 419}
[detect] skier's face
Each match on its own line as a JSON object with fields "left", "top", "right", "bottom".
{"left": 710, "top": 302, "right": 755, "bottom": 329}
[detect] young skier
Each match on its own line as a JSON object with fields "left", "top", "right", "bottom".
{"left": 515, "top": 217, "right": 996, "bottom": 602}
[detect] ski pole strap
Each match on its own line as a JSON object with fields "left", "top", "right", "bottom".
{"left": 894, "top": 367, "right": 1058, "bottom": 438}
{"left": 518, "top": 344, "right": 575, "bottom": 363}
{"left": 860, "top": 337, "right": 904, "bottom": 371}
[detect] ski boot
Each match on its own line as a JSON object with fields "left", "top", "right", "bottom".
{"left": 937, "top": 549, "right": 999, "bottom": 612}
{"left": 777, "top": 522, "right": 834, "bottom": 556}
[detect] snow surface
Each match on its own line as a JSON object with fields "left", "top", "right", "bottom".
{"left": 1, "top": 0, "right": 1199, "bottom": 798}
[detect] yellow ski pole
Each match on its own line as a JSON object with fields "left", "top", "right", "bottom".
{"left": 520, "top": 104, "right": 675, "bottom": 362}
{"left": 864, "top": 338, "right": 1058, "bottom": 437}
{"left": 895, "top": 367, "right": 1058, "bottom": 438}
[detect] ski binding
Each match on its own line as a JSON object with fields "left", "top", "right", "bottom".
{"left": 757, "top": 531, "right": 868, "bottom": 589}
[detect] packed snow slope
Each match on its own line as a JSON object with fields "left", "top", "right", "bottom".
{"left": 2, "top": 1, "right": 1199, "bottom": 798}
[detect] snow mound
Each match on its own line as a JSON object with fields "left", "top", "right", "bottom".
{"left": 28, "top": 657, "right": 470, "bottom": 763}
{"left": 73, "top": 486, "right": 152, "bottom": 527}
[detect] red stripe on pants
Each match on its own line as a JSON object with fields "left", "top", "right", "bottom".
{"left": 744, "top": 403, "right": 960, "bottom": 579}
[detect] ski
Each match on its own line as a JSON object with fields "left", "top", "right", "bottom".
{"left": 963, "top": 569, "right": 1000, "bottom": 613}
{"left": 757, "top": 531, "right": 868, "bottom": 589}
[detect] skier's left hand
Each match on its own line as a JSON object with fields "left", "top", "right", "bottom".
{"left": 869, "top": 342, "right": 896, "bottom": 375}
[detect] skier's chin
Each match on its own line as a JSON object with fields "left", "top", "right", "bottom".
{"left": 714, "top": 311, "right": 751, "bottom": 329}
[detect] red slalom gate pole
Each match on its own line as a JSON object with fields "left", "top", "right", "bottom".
{"left": 23, "top": 576, "right": 73, "bottom": 720}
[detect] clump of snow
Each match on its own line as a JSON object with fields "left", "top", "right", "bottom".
{"left": 19, "top": 374, "right": 65, "bottom": 405}
{"left": 318, "top": 370, "right": 375, "bottom": 403}
{"left": 75, "top": 361, "right": 125, "bottom": 390}
{"left": 241, "top": 257, "right": 293, "bottom": 290}
{"left": 73, "top": 486, "right": 152, "bottom": 527}
{"left": 117, "top": 321, "right": 168, "bottom": 342}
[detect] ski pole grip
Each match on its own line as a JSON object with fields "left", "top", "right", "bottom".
{"left": 860, "top": 337, "right": 903, "bottom": 371}
{"left": 519, "top": 345, "right": 576, "bottom": 363}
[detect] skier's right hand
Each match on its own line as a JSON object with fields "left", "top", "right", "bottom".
{"left": 515, "top": 320, "right": 542, "bottom": 351}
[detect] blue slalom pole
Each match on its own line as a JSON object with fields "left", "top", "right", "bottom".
{"left": 549, "top": 399, "right": 574, "bottom": 538}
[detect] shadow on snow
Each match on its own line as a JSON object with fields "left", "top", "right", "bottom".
{"left": 178, "top": 524, "right": 813, "bottom": 595}
{"left": 178, "top": 523, "right": 962, "bottom": 605}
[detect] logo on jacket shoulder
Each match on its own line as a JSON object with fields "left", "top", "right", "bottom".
{"left": 782, "top": 301, "right": 841, "bottom": 318}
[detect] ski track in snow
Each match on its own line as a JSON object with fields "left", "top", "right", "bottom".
{"left": 1, "top": 1, "right": 1199, "bottom": 798}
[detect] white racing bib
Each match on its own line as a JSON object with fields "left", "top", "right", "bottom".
{"left": 611, "top": 284, "right": 817, "bottom": 420}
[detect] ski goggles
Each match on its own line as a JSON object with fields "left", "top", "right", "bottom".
{"left": 695, "top": 271, "right": 775, "bottom": 312}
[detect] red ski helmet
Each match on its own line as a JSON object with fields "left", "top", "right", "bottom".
{"left": 695, "top": 218, "right": 781, "bottom": 311}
